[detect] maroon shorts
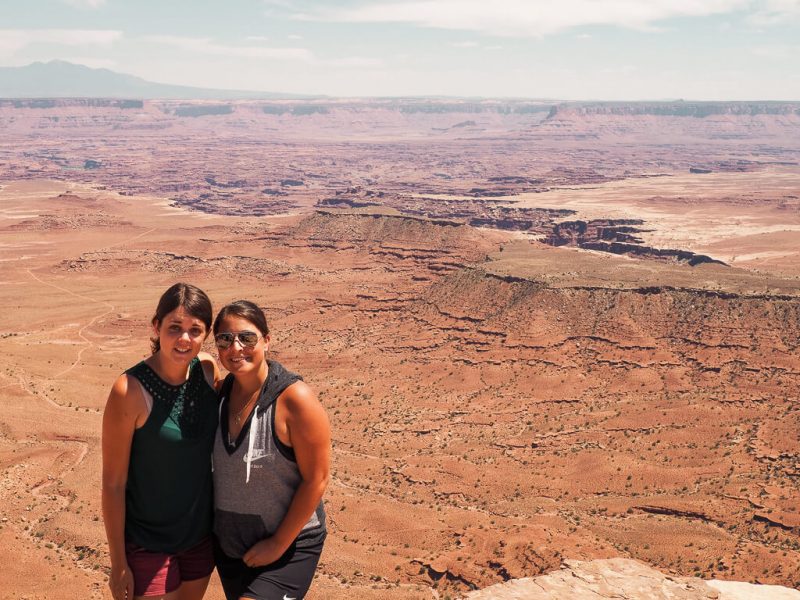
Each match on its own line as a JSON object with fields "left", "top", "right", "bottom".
{"left": 125, "top": 537, "right": 215, "bottom": 597}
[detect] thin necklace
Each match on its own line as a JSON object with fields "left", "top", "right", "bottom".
{"left": 228, "top": 390, "right": 258, "bottom": 447}
{"left": 231, "top": 388, "right": 259, "bottom": 426}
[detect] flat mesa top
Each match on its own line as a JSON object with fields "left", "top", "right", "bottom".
{"left": 484, "top": 241, "right": 800, "bottom": 297}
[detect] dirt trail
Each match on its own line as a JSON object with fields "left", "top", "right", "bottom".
{"left": 30, "top": 437, "right": 90, "bottom": 498}
{"left": 25, "top": 268, "right": 116, "bottom": 379}
{"left": 18, "top": 227, "right": 156, "bottom": 381}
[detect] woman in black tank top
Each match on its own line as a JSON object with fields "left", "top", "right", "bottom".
{"left": 102, "top": 283, "right": 220, "bottom": 600}
{"left": 211, "top": 300, "right": 330, "bottom": 600}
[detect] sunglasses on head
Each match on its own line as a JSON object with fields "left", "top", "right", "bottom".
{"left": 214, "top": 331, "right": 261, "bottom": 349}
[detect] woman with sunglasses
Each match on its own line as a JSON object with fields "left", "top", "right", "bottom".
{"left": 211, "top": 300, "right": 330, "bottom": 600}
{"left": 102, "top": 283, "right": 220, "bottom": 600}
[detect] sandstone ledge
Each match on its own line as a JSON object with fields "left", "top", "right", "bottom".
{"left": 466, "top": 558, "right": 800, "bottom": 599}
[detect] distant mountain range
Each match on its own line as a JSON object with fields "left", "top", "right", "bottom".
{"left": 0, "top": 60, "right": 311, "bottom": 99}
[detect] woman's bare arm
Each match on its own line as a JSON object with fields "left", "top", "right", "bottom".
{"left": 198, "top": 351, "right": 221, "bottom": 390}
{"left": 102, "top": 374, "right": 144, "bottom": 600}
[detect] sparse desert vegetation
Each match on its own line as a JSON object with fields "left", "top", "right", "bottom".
{"left": 0, "top": 99, "right": 798, "bottom": 598}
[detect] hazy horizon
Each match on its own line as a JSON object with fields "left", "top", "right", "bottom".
{"left": 7, "top": 59, "right": 800, "bottom": 102}
{"left": 1, "top": 1, "right": 799, "bottom": 101}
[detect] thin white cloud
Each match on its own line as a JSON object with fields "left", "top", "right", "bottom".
{"left": 749, "top": 0, "right": 800, "bottom": 23}
{"left": 322, "top": 56, "right": 384, "bottom": 67}
{"left": 762, "top": 0, "right": 800, "bottom": 14}
{"left": 262, "top": 0, "right": 297, "bottom": 8}
{"left": 59, "top": 56, "right": 118, "bottom": 69}
{"left": 751, "top": 43, "right": 800, "bottom": 58}
{"left": 60, "top": 0, "right": 107, "bottom": 8}
{"left": 262, "top": 0, "right": 300, "bottom": 17}
{"left": 0, "top": 29, "right": 122, "bottom": 58}
{"left": 145, "top": 35, "right": 314, "bottom": 61}
{"left": 451, "top": 41, "right": 479, "bottom": 48}
{"left": 303, "top": 0, "right": 759, "bottom": 37}
{"left": 287, "top": 34, "right": 304, "bottom": 40}
{"left": 144, "top": 35, "right": 383, "bottom": 68}
{"left": 599, "top": 64, "right": 638, "bottom": 75}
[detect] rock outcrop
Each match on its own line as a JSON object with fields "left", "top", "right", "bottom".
{"left": 547, "top": 102, "right": 800, "bottom": 118}
{"left": 543, "top": 219, "right": 727, "bottom": 266}
{"left": 466, "top": 559, "right": 800, "bottom": 599}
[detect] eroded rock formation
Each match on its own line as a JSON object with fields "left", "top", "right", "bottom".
{"left": 466, "top": 558, "right": 800, "bottom": 599}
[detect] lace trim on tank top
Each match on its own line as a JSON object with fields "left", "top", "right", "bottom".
{"left": 129, "top": 358, "right": 211, "bottom": 439}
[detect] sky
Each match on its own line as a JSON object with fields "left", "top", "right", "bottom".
{"left": 1, "top": 0, "right": 799, "bottom": 99}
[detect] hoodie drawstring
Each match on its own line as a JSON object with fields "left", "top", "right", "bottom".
{"left": 246, "top": 405, "right": 259, "bottom": 484}
{"left": 213, "top": 398, "right": 226, "bottom": 473}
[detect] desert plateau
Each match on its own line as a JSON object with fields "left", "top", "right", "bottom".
{"left": 1, "top": 98, "right": 799, "bottom": 599}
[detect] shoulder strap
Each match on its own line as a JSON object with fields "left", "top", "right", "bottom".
{"left": 220, "top": 373, "right": 235, "bottom": 400}
{"left": 189, "top": 356, "right": 214, "bottom": 389}
{"left": 261, "top": 360, "right": 302, "bottom": 409}
{"left": 125, "top": 361, "right": 159, "bottom": 399}
{"left": 125, "top": 358, "right": 199, "bottom": 404}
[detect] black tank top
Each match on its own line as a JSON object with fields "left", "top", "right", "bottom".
{"left": 124, "top": 357, "right": 218, "bottom": 553}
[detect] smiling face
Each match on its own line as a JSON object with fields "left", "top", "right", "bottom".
{"left": 215, "top": 314, "right": 270, "bottom": 376}
{"left": 152, "top": 306, "right": 208, "bottom": 366}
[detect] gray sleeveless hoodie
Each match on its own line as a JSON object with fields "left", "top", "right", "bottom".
{"left": 212, "top": 360, "right": 326, "bottom": 558}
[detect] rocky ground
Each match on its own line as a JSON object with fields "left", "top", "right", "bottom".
{"left": 0, "top": 101, "right": 798, "bottom": 598}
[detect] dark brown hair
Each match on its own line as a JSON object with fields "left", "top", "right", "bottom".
{"left": 213, "top": 300, "right": 270, "bottom": 337}
{"left": 150, "top": 283, "right": 213, "bottom": 354}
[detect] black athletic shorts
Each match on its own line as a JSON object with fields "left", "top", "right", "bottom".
{"left": 213, "top": 534, "right": 325, "bottom": 600}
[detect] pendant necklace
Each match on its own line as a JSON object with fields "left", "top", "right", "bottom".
{"left": 232, "top": 388, "right": 259, "bottom": 426}
{"left": 228, "top": 389, "right": 258, "bottom": 447}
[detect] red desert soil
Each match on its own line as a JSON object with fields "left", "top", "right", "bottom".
{"left": 0, "top": 100, "right": 798, "bottom": 598}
